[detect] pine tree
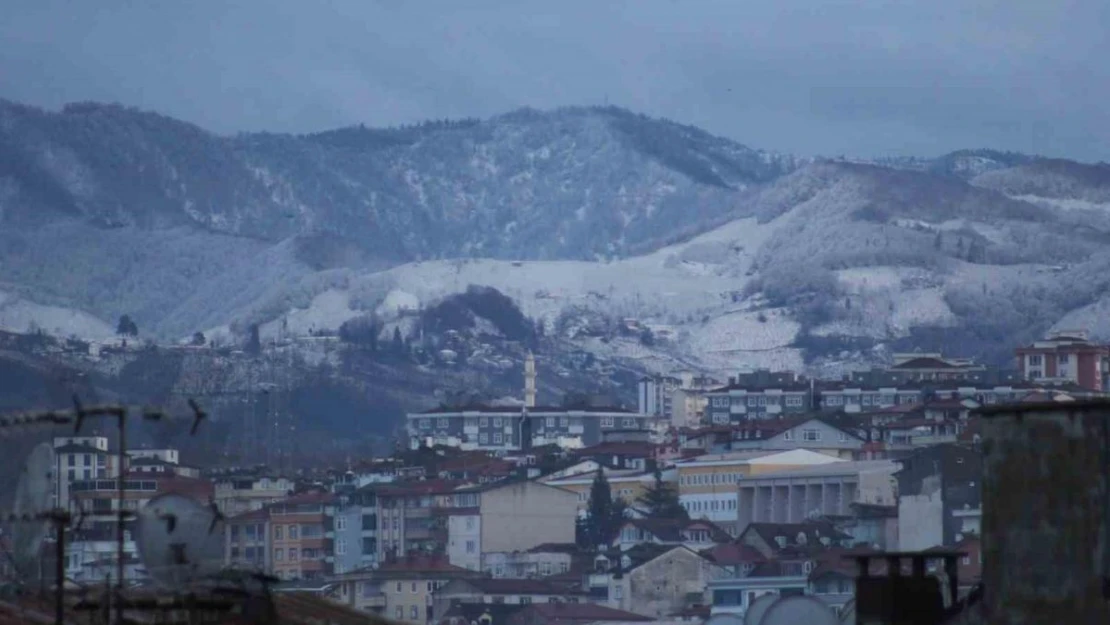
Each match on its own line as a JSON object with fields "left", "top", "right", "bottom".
{"left": 636, "top": 466, "right": 688, "bottom": 520}
{"left": 116, "top": 314, "right": 138, "bottom": 337}
{"left": 584, "top": 468, "right": 627, "bottom": 550}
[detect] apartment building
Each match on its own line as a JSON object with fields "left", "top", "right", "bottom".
{"left": 445, "top": 480, "right": 578, "bottom": 571}
{"left": 1015, "top": 329, "right": 1109, "bottom": 391}
{"left": 373, "top": 480, "right": 466, "bottom": 563}
{"left": 212, "top": 471, "right": 295, "bottom": 516}
{"left": 225, "top": 508, "right": 270, "bottom": 571}
{"left": 53, "top": 436, "right": 115, "bottom": 509}
{"left": 895, "top": 444, "right": 982, "bottom": 551}
{"left": 269, "top": 491, "right": 332, "bottom": 580}
{"left": 675, "top": 450, "right": 844, "bottom": 531}
{"left": 482, "top": 543, "right": 578, "bottom": 579}
{"left": 541, "top": 468, "right": 658, "bottom": 512}
{"left": 735, "top": 460, "right": 900, "bottom": 530}
{"left": 332, "top": 555, "right": 484, "bottom": 624}
{"left": 637, "top": 375, "right": 680, "bottom": 420}
{"left": 406, "top": 405, "right": 652, "bottom": 452}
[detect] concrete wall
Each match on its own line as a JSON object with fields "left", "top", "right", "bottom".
{"left": 614, "top": 548, "right": 727, "bottom": 617}
{"left": 480, "top": 481, "right": 577, "bottom": 554}
{"left": 898, "top": 488, "right": 943, "bottom": 551}
{"left": 447, "top": 513, "right": 482, "bottom": 571}
{"left": 981, "top": 403, "right": 1110, "bottom": 624}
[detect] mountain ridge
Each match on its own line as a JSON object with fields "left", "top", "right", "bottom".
{"left": 3, "top": 98, "right": 1110, "bottom": 375}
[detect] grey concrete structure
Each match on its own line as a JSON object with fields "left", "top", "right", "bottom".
{"left": 978, "top": 400, "right": 1110, "bottom": 625}
{"left": 406, "top": 405, "right": 651, "bottom": 451}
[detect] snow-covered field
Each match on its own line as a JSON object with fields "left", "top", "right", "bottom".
{"left": 0, "top": 290, "right": 114, "bottom": 339}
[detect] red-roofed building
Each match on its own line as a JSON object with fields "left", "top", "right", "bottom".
{"left": 1015, "top": 329, "right": 1110, "bottom": 392}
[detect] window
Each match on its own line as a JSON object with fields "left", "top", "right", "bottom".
{"left": 559, "top": 417, "right": 568, "bottom": 426}
{"left": 410, "top": 606, "right": 419, "bottom": 619}
{"left": 757, "top": 396, "right": 767, "bottom": 406}
{"left": 337, "top": 538, "right": 347, "bottom": 555}
{"left": 67, "top": 455, "right": 75, "bottom": 467}
{"left": 420, "top": 418, "right": 430, "bottom": 428}
{"left": 785, "top": 396, "right": 803, "bottom": 407}
{"left": 480, "top": 417, "right": 488, "bottom": 426}
{"left": 437, "top": 418, "right": 449, "bottom": 428}
{"left": 1058, "top": 354, "right": 1070, "bottom": 365}
{"left": 493, "top": 433, "right": 503, "bottom": 444}
{"left": 275, "top": 548, "right": 284, "bottom": 561}
{"left": 712, "top": 414, "right": 729, "bottom": 424}
{"left": 1028, "top": 354, "right": 1042, "bottom": 366}
{"left": 336, "top": 516, "right": 347, "bottom": 531}
{"left": 289, "top": 548, "right": 298, "bottom": 561}
{"left": 783, "top": 430, "right": 793, "bottom": 441}
{"left": 826, "top": 396, "right": 843, "bottom": 406}
{"left": 802, "top": 429, "right": 821, "bottom": 442}
{"left": 493, "top": 418, "right": 502, "bottom": 427}
{"left": 465, "top": 516, "right": 475, "bottom": 530}
{"left": 747, "top": 397, "right": 757, "bottom": 407}
{"left": 622, "top": 418, "right": 635, "bottom": 427}
{"left": 838, "top": 432, "right": 848, "bottom": 442}
{"left": 962, "top": 555, "right": 970, "bottom": 565}
{"left": 289, "top": 525, "right": 299, "bottom": 539}
{"left": 83, "top": 454, "right": 91, "bottom": 466}
{"left": 466, "top": 540, "right": 476, "bottom": 554}
{"left": 614, "top": 585, "right": 623, "bottom": 600}
{"left": 479, "top": 433, "right": 488, "bottom": 444}
{"left": 601, "top": 416, "right": 614, "bottom": 427}
{"left": 862, "top": 395, "right": 872, "bottom": 406}
{"left": 396, "top": 582, "right": 403, "bottom": 592}
{"left": 546, "top": 417, "right": 555, "bottom": 427}
{"left": 395, "top": 607, "right": 403, "bottom": 619}
{"left": 411, "top": 582, "right": 418, "bottom": 593}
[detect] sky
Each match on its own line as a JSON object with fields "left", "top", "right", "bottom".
{"left": 1, "top": 0, "right": 1107, "bottom": 161}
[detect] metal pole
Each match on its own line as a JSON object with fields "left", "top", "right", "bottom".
{"left": 115, "top": 410, "right": 126, "bottom": 625}
{"left": 55, "top": 517, "right": 65, "bottom": 625}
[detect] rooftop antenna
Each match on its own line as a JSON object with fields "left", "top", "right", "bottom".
{"left": 134, "top": 493, "right": 225, "bottom": 590}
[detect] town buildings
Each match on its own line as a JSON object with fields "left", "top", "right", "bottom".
{"left": 1014, "top": 329, "right": 1110, "bottom": 391}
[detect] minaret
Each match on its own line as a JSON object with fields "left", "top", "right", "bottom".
{"left": 524, "top": 351, "right": 537, "bottom": 408}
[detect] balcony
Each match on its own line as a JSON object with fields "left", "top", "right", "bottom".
{"left": 358, "top": 594, "right": 387, "bottom": 609}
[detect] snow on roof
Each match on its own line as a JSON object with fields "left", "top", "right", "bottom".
{"left": 747, "top": 449, "right": 846, "bottom": 466}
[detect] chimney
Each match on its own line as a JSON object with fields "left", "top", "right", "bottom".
{"left": 524, "top": 352, "right": 537, "bottom": 408}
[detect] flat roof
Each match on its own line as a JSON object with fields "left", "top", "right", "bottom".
{"left": 974, "top": 398, "right": 1110, "bottom": 417}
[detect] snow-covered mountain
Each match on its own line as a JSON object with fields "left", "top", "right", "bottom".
{"left": 2, "top": 98, "right": 1110, "bottom": 375}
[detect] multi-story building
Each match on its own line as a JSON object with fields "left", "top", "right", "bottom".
{"left": 895, "top": 443, "right": 982, "bottom": 551}
{"left": 541, "top": 468, "right": 658, "bottom": 513}
{"left": 481, "top": 543, "right": 578, "bottom": 579}
{"left": 211, "top": 471, "right": 295, "bottom": 516}
{"left": 637, "top": 375, "right": 680, "bottom": 420}
{"left": 735, "top": 460, "right": 900, "bottom": 531}
{"left": 225, "top": 508, "right": 270, "bottom": 571}
{"left": 52, "top": 436, "right": 115, "bottom": 509}
{"left": 373, "top": 480, "right": 466, "bottom": 563}
{"left": 406, "top": 406, "right": 653, "bottom": 452}
{"left": 675, "top": 450, "right": 844, "bottom": 531}
{"left": 269, "top": 491, "right": 332, "bottom": 580}
{"left": 444, "top": 480, "right": 578, "bottom": 572}
{"left": 704, "top": 371, "right": 815, "bottom": 423}
{"left": 1015, "top": 329, "right": 1110, "bottom": 391}
{"left": 325, "top": 498, "right": 365, "bottom": 575}
{"left": 332, "top": 555, "right": 484, "bottom": 624}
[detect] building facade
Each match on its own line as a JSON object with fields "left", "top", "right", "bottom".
{"left": 406, "top": 406, "right": 652, "bottom": 452}
{"left": 1015, "top": 329, "right": 1109, "bottom": 391}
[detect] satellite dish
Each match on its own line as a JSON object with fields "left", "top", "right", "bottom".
{"left": 757, "top": 596, "right": 839, "bottom": 625}
{"left": 744, "top": 594, "right": 780, "bottom": 625}
{"left": 10, "top": 443, "right": 55, "bottom": 580}
{"left": 135, "top": 493, "right": 225, "bottom": 589}
{"left": 705, "top": 613, "right": 744, "bottom": 625}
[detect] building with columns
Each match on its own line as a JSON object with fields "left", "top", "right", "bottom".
{"left": 735, "top": 460, "right": 900, "bottom": 532}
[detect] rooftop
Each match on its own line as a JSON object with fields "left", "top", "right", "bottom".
{"left": 739, "top": 460, "right": 899, "bottom": 480}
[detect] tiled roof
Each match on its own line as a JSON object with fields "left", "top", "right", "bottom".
{"left": 373, "top": 479, "right": 467, "bottom": 496}
{"left": 54, "top": 443, "right": 110, "bottom": 454}
{"left": 527, "top": 542, "right": 581, "bottom": 554}
{"left": 453, "top": 578, "right": 586, "bottom": 595}
{"left": 420, "top": 405, "right": 633, "bottom": 415}
{"left": 621, "top": 518, "right": 732, "bottom": 544}
{"left": 743, "top": 521, "right": 852, "bottom": 550}
{"left": 700, "top": 542, "right": 767, "bottom": 565}
{"left": 511, "top": 602, "right": 653, "bottom": 624}
{"left": 890, "top": 357, "right": 960, "bottom": 369}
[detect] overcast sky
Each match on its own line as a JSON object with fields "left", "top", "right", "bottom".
{"left": 1, "top": 0, "right": 1107, "bottom": 160}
